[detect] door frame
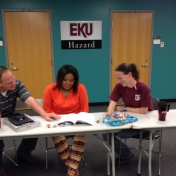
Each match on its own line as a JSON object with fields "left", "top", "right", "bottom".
{"left": 109, "top": 10, "right": 154, "bottom": 96}
{"left": 2, "top": 9, "right": 55, "bottom": 82}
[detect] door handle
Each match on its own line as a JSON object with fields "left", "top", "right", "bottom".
{"left": 12, "top": 67, "right": 18, "bottom": 70}
{"left": 142, "top": 64, "right": 148, "bottom": 67}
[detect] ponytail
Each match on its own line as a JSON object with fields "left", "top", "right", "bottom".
{"left": 115, "top": 63, "right": 139, "bottom": 80}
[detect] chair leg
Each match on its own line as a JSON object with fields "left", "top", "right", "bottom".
{"left": 13, "top": 139, "right": 18, "bottom": 165}
{"left": 45, "top": 137, "right": 48, "bottom": 170}
{"left": 158, "top": 131, "right": 162, "bottom": 176}
{"left": 115, "top": 135, "right": 129, "bottom": 169}
{"left": 117, "top": 135, "right": 122, "bottom": 168}
{"left": 81, "top": 155, "right": 86, "bottom": 167}
{"left": 2, "top": 139, "right": 19, "bottom": 166}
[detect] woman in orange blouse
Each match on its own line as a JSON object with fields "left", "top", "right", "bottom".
{"left": 43, "top": 65, "right": 88, "bottom": 176}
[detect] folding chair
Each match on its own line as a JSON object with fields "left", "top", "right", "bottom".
{"left": 3, "top": 99, "right": 43, "bottom": 167}
{"left": 3, "top": 139, "right": 19, "bottom": 166}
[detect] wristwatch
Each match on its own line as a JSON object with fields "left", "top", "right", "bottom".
{"left": 123, "top": 106, "right": 127, "bottom": 111}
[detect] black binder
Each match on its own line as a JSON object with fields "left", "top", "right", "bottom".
{"left": 8, "top": 113, "right": 34, "bottom": 126}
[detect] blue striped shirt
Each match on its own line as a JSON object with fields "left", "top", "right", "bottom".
{"left": 0, "top": 79, "right": 31, "bottom": 117}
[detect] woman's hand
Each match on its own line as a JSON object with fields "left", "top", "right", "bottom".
{"left": 116, "top": 106, "right": 125, "bottom": 112}
{"left": 103, "top": 100, "right": 117, "bottom": 117}
{"left": 103, "top": 112, "right": 112, "bottom": 117}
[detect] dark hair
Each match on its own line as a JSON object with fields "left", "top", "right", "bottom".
{"left": 54, "top": 64, "right": 79, "bottom": 94}
{"left": 115, "top": 63, "right": 139, "bottom": 80}
{"left": 0, "top": 66, "right": 8, "bottom": 83}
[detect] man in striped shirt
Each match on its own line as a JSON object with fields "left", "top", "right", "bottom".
{"left": 0, "top": 66, "right": 60, "bottom": 176}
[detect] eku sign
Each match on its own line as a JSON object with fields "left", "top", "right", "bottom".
{"left": 60, "top": 21, "right": 102, "bottom": 49}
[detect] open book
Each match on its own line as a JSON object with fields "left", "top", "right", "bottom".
{"left": 57, "top": 112, "right": 95, "bottom": 126}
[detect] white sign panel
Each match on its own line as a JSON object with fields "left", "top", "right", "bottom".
{"left": 60, "top": 21, "right": 102, "bottom": 49}
{"left": 153, "top": 36, "right": 161, "bottom": 44}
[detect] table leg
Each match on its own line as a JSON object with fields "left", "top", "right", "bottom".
{"left": 107, "top": 134, "right": 110, "bottom": 176}
{"left": 111, "top": 132, "right": 115, "bottom": 176}
{"left": 137, "top": 130, "right": 142, "bottom": 176}
{"left": 148, "top": 130, "right": 153, "bottom": 176}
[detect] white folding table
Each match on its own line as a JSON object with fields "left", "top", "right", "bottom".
{"left": 128, "top": 110, "right": 176, "bottom": 176}
{"left": 0, "top": 112, "right": 131, "bottom": 176}
{"left": 3, "top": 110, "right": 173, "bottom": 176}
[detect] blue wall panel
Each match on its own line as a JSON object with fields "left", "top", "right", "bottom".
{"left": 0, "top": 0, "right": 175, "bottom": 102}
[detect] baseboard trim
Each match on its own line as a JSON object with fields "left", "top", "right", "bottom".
{"left": 160, "top": 99, "right": 176, "bottom": 102}
{"left": 89, "top": 102, "right": 109, "bottom": 106}
{"left": 89, "top": 99, "right": 176, "bottom": 106}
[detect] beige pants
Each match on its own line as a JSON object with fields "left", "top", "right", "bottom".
{"left": 53, "top": 135, "right": 86, "bottom": 175}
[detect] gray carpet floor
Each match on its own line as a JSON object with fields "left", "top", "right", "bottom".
{"left": 2, "top": 102, "right": 176, "bottom": 176}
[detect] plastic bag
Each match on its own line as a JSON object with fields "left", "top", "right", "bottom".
{"left": 103, "top": 113, "right": 138, "bottom": 126}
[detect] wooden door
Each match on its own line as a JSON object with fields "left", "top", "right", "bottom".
{"left": 111, "top": 12, "right": 153, "bottom": 90}
{"left": 4, "top": 11, "right": 53, "bottom": 98}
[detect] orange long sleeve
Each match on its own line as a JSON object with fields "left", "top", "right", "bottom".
{"left": 43, "top": 83, "right": 89, "bottom": 114}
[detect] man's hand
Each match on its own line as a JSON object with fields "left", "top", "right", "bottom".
{"left": 116, "top": 106, "right": 125, "bottom": 112}
{"left": 43, "top": 113, "right": 61, "bottom": 122}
